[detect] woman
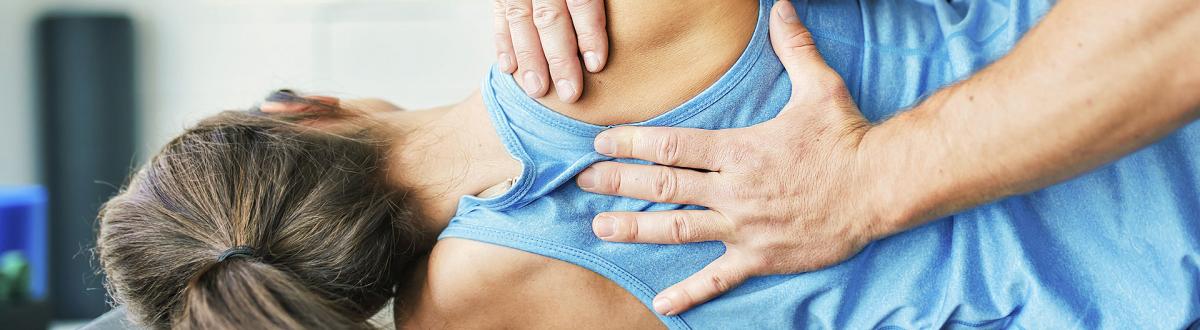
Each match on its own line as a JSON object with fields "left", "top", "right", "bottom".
{"left": 98, "top": 0, "right": 1200, "bottom": 329}
{"left": 96, "top": 0, "right": 805, "bottom": 326}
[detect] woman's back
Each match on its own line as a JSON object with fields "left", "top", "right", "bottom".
{"left": 433, "top": 3, "right": 788, "bottom": 326}
{"left": 415, "top": 0, "right": 1200, "bottom": 328}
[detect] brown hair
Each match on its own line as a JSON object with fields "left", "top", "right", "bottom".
{"left": 96, "top": 111, "right": 423, "bottom": 329}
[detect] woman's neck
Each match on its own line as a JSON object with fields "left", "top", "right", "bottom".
{"left": 373, "top": 94, "right": 523, "bottom": 234}
{"left": 375, "top": 0, "right": 761, "bottom": 234}
{"left": 533, "top": 0, "right": 759, "bottom": 125}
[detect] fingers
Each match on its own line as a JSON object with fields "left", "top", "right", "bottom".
{"left": 261, "top": 93, "right": 339, "bottom": 114}
{"left": 497, "top": 0, "right": 606, "bottom": 101}
{"left": 593, "top": 126, "right": 728, "bottom": 171}
{"left": 577, "top": 162, "right": 717, "bottom": 205}
{"left": 504, "top": 0, "right": 551, "bottom": 97}
{"left": 592, "top": 210, "right": 730, "bottom": 244}
{"left": 769, "top": 0, "right": 848, "bottom": 114}
{"left": 566, "top": 0, "right": 607, "bottom": 73}
{"left": 533, "top": 0, "right": 584, "bottom": 103}
{"left": 493, "top": 0, "right": 517, "bottom": 73}
{"left": 769, "top": 0, "right": 829, "bottom": 78}
{"left": 652, "top": 254, "right": 754, "bottom": 316}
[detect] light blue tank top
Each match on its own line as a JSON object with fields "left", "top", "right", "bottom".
{"left": 442, "top": 0, "right": 1200, "bottom": 328}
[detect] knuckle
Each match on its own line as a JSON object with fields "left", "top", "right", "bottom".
{"left": 545, "top": 54, "right": 573, "bottom": 69}
{"left": 532, "top": 4, "right": 564, "bottom": 29}
{"left": 604, "top": 167, "right": 623, "bottom": 193}
{"left": 784, "top": 30, "right": 817, "bottom": 56}
{"left": 707, "top": 272, "right": 732, "bottom": 293}
{"left": 574, "top": 30, "right": 601, "bottom": 45}
{"left": 513, "top": 49, "right": 543, "bottom": 62}
{"left": 505, "top": 4, "right": 533, "bottom": 23}
{"left": 669, "top": 213, "right": 691, "bottom": 244}
{"left": 655, "top": 130, "right": 682, "bottom": 165}
{"left": 623, "top": 216, "right": 640, "bottom": 241}
{"left": 493, "top": 31, "right": 511, "bottom": 41}
{"left": 653, "top": 167, "right": 679, "bottom": 202}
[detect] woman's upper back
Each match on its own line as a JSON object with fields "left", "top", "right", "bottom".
{"left": 398, "top": 238, "right": 663, "bottom": 328}
{"left": 434, "top": 0, "right": 1200, "bottom": 328}
{"left": 436, "top": 1, "right": 786, "bottom": 327}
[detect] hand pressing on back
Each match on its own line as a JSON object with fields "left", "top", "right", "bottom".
{"left": 492, "top": 0, "right": 608, "bottom": 103}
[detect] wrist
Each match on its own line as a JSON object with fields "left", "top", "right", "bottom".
{"left": 854, "top": 110, "right": 939, "bottom": 241}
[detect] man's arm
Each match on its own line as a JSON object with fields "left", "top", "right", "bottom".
{"left": 576, "top": 0, "right": 1200, "bottom": 315}
{"left": 868, "top": 0, "right": 1200, "bottom": 232}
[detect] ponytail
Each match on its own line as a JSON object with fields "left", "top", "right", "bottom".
{"left": 178, "top": 259, "right": 369, "bottom": 329}
{"left": 97, "top": 111, "right": 421, "bottom": 329}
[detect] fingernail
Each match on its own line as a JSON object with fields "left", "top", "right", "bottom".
{"left": 653, "top": 297, "right": 674, "bottom": 315}
{"left": 522, "top": 71, "right": 542, "bottom": 96}
{"left": 595, "top": 136, "right": 616, "bottom": 155}
{"left": 555, "top": 79, "right": 576, "bottom": 102}
{"left": 593, "top": 215, "right": 615, "bottom": 238}
{"left": 498, "top": 53, "right": 513, "bottom": 72}
{"left": 583, "top": 51, "right": 601, "bottom": 72}
{"left": 777, "top": 1, "right": 800, "bottom": 23}
{"left": 577, "top": 169, "right": 597, "bottom": 190}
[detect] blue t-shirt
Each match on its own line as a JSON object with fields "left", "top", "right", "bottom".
{"left": 441, "top": 0, "right": 1200, "bottom": 328}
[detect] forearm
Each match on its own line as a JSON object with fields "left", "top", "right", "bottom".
{"left": 864, "top": 0, "right": 1200, "bottom": 234}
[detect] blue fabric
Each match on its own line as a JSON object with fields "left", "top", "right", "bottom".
{"left": 440, "top": 0, "right": 1200, "bottom": 328}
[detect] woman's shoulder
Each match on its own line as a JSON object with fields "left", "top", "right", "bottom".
{"left": 396, "top": 238, "right": 663, "bottom": 329}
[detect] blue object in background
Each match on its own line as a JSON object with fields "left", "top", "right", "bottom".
{"left": 0, "top": 186, "right": 48, "bottom": 301}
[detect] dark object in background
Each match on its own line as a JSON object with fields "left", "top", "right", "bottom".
{"left": 37, "top": 14, "right": 137, "bottom": 320}
{"left": 0, "top": 251, "right": 32, "bottom": 303}
{"left": 0, "top": 252, "right": 43, "bottom": 328}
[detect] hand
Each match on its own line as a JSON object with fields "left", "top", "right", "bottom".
{"left": 492, "top": 0, "right": 608, "bottom": 102}
{"left": 576, "top": 1, "right": 891, "bottom": 316}
{"left": 260, "top": 90, "right": 339, "bottom": 113}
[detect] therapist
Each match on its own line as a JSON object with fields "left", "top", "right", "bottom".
{"left": 494, "top": 0, "right": 1200, "bottom": 315}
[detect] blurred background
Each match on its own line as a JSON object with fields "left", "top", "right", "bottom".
{"left": 0, "top": 0, "right": 493, "bottom": 328}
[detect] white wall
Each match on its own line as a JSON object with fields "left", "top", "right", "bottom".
{"left": 138, "top": 0, "right": 494, "bottom": 152}
{"left": 0, "top": 0, "right": 494, "bottom": 185}
{"left": 0, "top": 0, "right": 40, "bottom": 185}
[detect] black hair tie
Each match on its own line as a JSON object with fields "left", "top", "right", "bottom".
{"left": 216, "top": 246, "right": 256, "bottom": 262}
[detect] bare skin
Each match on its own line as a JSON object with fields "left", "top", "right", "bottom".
{"left": 268, "top": 93, "right": 656, "bottom": 327}
{"left": 250, "top": 0, "right": 1200, "bottom": 324}
{"left": 263, "top": 0, "right": 760, "bottom": 327}
{"left": 577, "top": 0, "right": 1200, "bottom": 315}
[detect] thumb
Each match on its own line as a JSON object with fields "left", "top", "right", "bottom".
{"left": 769, "top": 1, "right": 833, "bottom": 83}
